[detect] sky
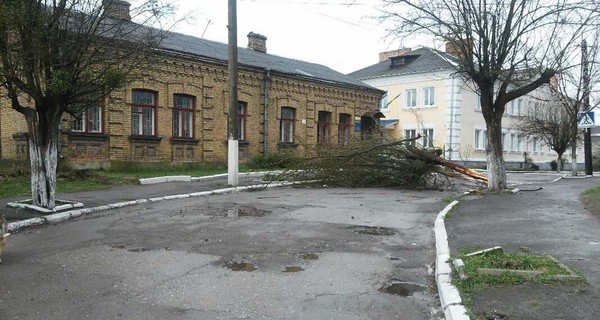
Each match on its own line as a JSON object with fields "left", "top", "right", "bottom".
{"left": 160, "top": 0, "right": 407, "bottom": 74}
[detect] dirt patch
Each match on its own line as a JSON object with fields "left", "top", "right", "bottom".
{"left": 581, "top": 193, "right": 600, "bottom": 217}
{"left": 347, "top": 225, "right": 396, "bottom": 236}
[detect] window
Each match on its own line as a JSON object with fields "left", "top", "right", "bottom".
{"left": 338, "top": 113, "right": 352, "bottom": 145}
{"left": 380, "top": 91, "right": 389, "bottom": 111}
{"left": 502, "top": 132, "right": 508, "bottom": 151}
{"left": 422, "top": 128, "right": 434, "bottom": 148}
{"left": 72, "top": 105, "right": 102, "bottom": 133}
{"left": 406, "top": 89, "right": 417, "bottom": 108}
{"left": 532, "top": 137, "right": 539, "bottom": 152}
{"left": 404, "top": 129, "right": 417, "bottom": 146}
{"left": 510, "top": 133, "right": 521, "bottom": 151}
{"left": 474, "top": 129, "right": 488, "bottom": 150}
{"left": 423, "top": 87, "right": 435, "bottom": 106}
{"left": 238, "top": 101, "right": 247, "bottom": 141}
{"left": 132, "top": 90, "right": 157, "bottom": 136}
{"left": 510, "top": 99, "right": 522, "bottom": 115}
{"left": 475, "top": 94, "right": 482, "bottom": 111}
{"left": 172, "top": 94, "right": 194, "bottom": 138}
{"left": 279, "top": 107, "right": 295, "bottom": 143}
{"left": 317, "top": 111, "right": 332, "bottom": 144}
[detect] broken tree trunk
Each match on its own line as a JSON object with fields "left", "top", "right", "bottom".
{"left": 406, "top": 146, "right": 488, "bottom": 182}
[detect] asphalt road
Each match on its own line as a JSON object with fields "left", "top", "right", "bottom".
{"left": 0, "top": 187, "right": 447, "bottom": 320}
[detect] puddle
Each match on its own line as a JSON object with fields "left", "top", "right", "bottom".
{"left": 127, "top": 247, "right": 150, "bottom": 252}
{"left": 205, "top": 205, "right": 270, "bottom": 218}
{"left": 225, "top": 261, "right": 257, "bottom": 272}
{"left": 283, "top": 266, "right": 304, "bottom": 272}
{"left": 348, "top": 225, "right": 396, "bottom": 236}
{"left": 300, "top": 253, "right": 319, "bottom": 260}
{"left": 379, "top": 280, "right": 425, "bottom": 296}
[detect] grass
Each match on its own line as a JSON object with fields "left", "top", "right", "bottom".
{"left": 0, "top": 166, "right": 244, "bottom": 198}
{"left": 581, "top": 186, "right": 600, "bottom": 217}
{"left": 452, "top": 249, "right": 580, "bottom": 318}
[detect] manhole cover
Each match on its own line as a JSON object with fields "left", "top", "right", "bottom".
{"left": 348, "top": 225, "right": 396, "bottom": 236}
{"left": 379, "top": 280, "right": 425, "bottom": 296}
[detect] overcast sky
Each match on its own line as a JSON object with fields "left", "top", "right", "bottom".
{"left": 164, "top": 0, "right": 405, "bottom": 74}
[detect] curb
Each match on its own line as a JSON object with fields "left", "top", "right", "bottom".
{"left": 139, "top": 171, "right": 284, "bottom": 185}
{"left": 435, "top": 200, "right": 470, "bottom": 320}
{"left": 6, "top": 180, "right": 299, "bottom": 233}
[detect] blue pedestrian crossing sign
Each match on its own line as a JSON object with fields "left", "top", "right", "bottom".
{"left": 578, "top": 112, "right": 595, "bottom": 128}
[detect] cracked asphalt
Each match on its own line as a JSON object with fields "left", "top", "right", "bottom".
{"left": 0, "top": 187, "right": 447, "bottom": 320}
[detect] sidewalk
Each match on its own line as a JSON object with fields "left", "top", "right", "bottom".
{"left": 445, "top": 175, "right": 600, "bottom": 319}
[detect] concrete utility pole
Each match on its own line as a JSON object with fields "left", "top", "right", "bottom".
{"left": 227, "top": 0, "right": 239, "bottom": 186}
{"left": 582, "top": 40, "right": 593, "bottom": 176}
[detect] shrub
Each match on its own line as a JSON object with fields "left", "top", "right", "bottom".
{"left": 246, "top": 153, "right": 298, "bottom": 170}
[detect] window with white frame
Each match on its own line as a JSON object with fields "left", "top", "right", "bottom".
{"left": 422, "top": 128, "right": 434, "bottom": 147}
{"left": 474, "top": 129, "right": 488, "bottom": 150}
{"left": 475, "top": 94, "right": 482, "bottom": 111}
{"left": 406, "top": 89, "right": 417, "bottom": 108}
{"left": 510, "top": 98, "right": 522, "bottom": 116}
{"left": 380, "top": 91, "right": 389, "bottom": 111}
{"left": 423, "top": 87, "right": 435, "bottom": 106}
{"left": 404, "top": 129, "right": 417, "bottom": 146}
{"left": 510, "top": 133, "right": 521, "bottom": 151}
{"left": 532, "top": 137, "right": 539, "bottom": 152}
{"left": 502, "top": 132, "right": 508, "bottom": 151}
{"left": 72, "top": 105, "right": 102, "bottom": 133}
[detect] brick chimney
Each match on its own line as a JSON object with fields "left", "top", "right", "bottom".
{"left": 102, "top": 0, "right": 131, "bottom": 21}
{"left": 247, "top": 32, "right": 267, "bottom": 53}
{"left": 445, "top": 39, "right": 472, "bottom": 59}
{"left": 379, "top": 48, "right": 412, "bottom": 62}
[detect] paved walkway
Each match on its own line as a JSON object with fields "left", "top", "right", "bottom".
{"left": 445, "top": 174, "right": 600, "bottom": 319}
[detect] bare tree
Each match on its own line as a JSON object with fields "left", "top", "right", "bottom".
{"left": 518, "top": 91, "right": 575, "bottom": 173}
{"left": 0, "top": 0, "right": 172, "bottom": 209}
{"left": 382, "top": 0, "right": 600, "bottom": 190}
{"left": 553, "top": 33, "right": 600, "bottom": 176}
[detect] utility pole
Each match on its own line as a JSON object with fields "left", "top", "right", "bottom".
{"left": 227, "top": 0, "right": 239, "bottom": 186}
{"left": 582, "top": 39, "right": 593, "bottom": 176}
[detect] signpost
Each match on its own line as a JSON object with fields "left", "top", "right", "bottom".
{"left": 578, "top": 111, "right": 595, "bottom": 175}
{"left": 577, "top": 112, "right": 595, "bottom": 129}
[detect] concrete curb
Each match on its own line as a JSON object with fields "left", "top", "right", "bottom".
{"left": 6, "top": 180, "right": 299, "bottom": 233}
{"left": 139, "top": 170, "right": 284, "bottom": 185}
{"left": 435, "top": 200, "right": 470, "bottom": 320}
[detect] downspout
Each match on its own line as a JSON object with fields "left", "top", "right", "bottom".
{"left": 263, "top": 68, "right": 271, "bottom": 157}
{"left": 448, "top": 77, "right": 455, "bottom": 160}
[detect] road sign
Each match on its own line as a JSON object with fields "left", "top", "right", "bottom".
{"left": 578, "top": 112, "right": 595, "bottom": 128}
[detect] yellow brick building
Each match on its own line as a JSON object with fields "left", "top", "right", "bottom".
{"left": 0, "top": 3, "right": 383, "bottom": 168}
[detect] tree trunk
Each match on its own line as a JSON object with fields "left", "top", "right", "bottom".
{"left": 26, "top": 112, "right": 59, "bottom": 209}
{"left": 571, "top": 138, "right": 578, "bottom": 176}
{"left": 485, "top": 113, "right": 507, "bottom": 190}
{"left": 556, "top": 154, "right": 563, "bottom": 173}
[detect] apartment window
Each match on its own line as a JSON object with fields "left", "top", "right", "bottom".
{"left": 172, "top": 94, "right": 194, "bottom": 138}
{"left": 405, "top": 129, "right": 417, "bottom": 146}
{"left": 422, "top": 128, "right": 434, "bottom": 148}
{"left": 72, "top": 105, "right": 102, "bottom": 133}
{"left": 279, "top": 107, "right": 295, "bottom": 143}
{"left": 502, "top": 132, "right": 508, "bottom": 151}
{"left": 475, "top": 94, "right": 482, "bottom": 111}
{"left": 238, "top": 101, "right": 247, "bottom": 141}
{"left": 132, "top": 90, "right": 157, "bottom": 136}
{"left": 380, "top": 91, "right": 389, "bottom": 111}
{"left": 510, "top": 133, "right": 521, "bottom": 151}
{"left": 317, "top": 111, "right": 332, "bottom": 144}
{"left": 406, "top": 89, "right": 417, "bottom": 108}
{"left": 532, "top": 137, "right": 539, "bottom": 152}
{"left": 423, "top": 87, "right": 435, "bottom": 106}
{"left": 338, "top": 113, "right": 352, "bottom": 145}
{"left": 510, "top": 99, "right": 522, "bottom": 115}
{"left": 474, "top": 129, "right": 488, "bottom": 150}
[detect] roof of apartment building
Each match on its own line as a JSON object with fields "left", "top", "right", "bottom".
{"left": 348, "top": 47, "right": 459, "bottom": 80}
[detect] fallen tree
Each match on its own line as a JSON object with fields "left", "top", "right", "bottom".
{"left": 283, "top": 137, "right": 487, "bottom": 189}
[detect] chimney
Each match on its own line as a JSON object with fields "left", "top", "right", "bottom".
{"left": 247, "top": 32, "right": 267, "bottom": 53}
{"left": 445, "top": 39, "right": 471, "bottom": 59}
{"left": 379, "top": 48, "right": 412, "bottom": 62}
{"left": 103, "top": 0, "right": 131, "bottom": 21}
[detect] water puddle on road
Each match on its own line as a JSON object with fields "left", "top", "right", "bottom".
{"left": 225, "top": 261, "right": 257, "bottom": 272}
{"left": 347, "top": 225, "right": 396, "bottom": 236}
{"left": 300, "top": 253, "right": 319, "bottom": 260}
{"left": 283, "top": 266, "right": 304, "bottom": 272}
{"left": 379, "top": 280, "right": 425, "bottom": 296}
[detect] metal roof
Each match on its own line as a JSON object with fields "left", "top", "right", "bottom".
{"left": 348, "top": 48, "right": 459, "bottom": 80}
{"left": 158, "top": 30, "right": 378, "bottom": 90}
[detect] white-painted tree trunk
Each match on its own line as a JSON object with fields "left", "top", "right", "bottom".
{"left": 571, "top": 140, "right": 578, "bottom": 176}
{"left": 28, "top": 120, "right": 59, "bottom": 209}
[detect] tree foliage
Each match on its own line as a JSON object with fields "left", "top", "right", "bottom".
{"left": 381, "top": 0, "right": 600, "bottom": 190}
{"left": 0, "top": 0, "right": 172, "bottom": 209}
